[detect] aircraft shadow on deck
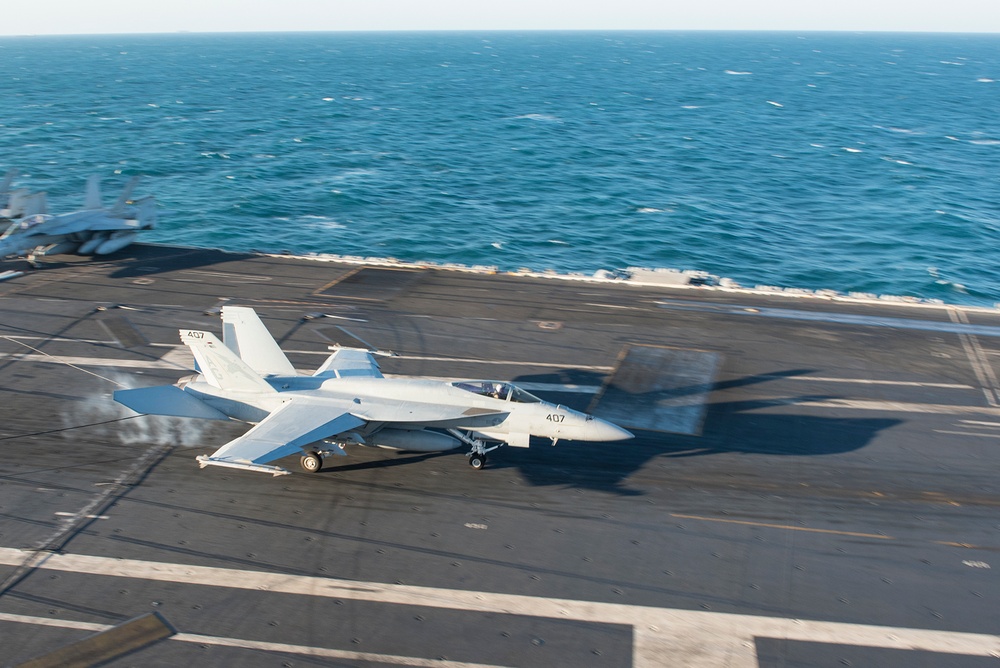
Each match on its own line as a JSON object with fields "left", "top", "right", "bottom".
{"left": 1, "top": 244, "right": 255, "bottom": 280}
{"left": 503, "top": 369, "right": 901, "bottom": 495}
{"left": 105, "top": 245, "right": 256, "bottom": 279}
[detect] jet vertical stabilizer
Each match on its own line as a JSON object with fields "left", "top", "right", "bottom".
{"left": 84, "top": 175, "right": 102, "bottom": 210}
{"left": 134, "top": 195, "right": 157, "bottom": 228}
{"left": 111, "top": 176, "right": 141, "bottom": 216}
{"left": 221, "top": 306, "right": 296, "bottom": 376}
{"left": 180, "top": 330, "right": 277, "bottom": 393}
{"left": 2, "top": 189, "right": 46, "bottom": 221}
{"left": 1, "top": 169, "right": 16, "bottom": 200}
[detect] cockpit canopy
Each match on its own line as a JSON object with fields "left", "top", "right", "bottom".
{"left": 452, "top": 380, "right": 542, "bottom": 403}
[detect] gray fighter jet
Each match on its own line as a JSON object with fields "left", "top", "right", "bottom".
{"left": 114, "top": 307, "right": 633, "bottom": 476}
{"left": 0, "top": 173, "right": 155, "bottom": 259}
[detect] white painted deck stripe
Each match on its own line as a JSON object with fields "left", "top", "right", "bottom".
{"left": 3, "top": 351, "right": 993, "bottom": 414}
{"left": 777, "top": 376, "right": 972, "bottom": 389}
{"left": 775, "top": 398, "right": 1000, "bottom": 416}
{"left": 950, "top": 308, "right": 1000, "bottom": 406}
{"left": 0, "top": 346, "right": 976, "bottom": 389}
{"left": 0, "top": 352, "right": 187, "bottom": 370}
{"left": 0, "top": 612, "right": 510, "bottom": 668}
{"left": 0, "top": 548, "right": 997, "bottom": 667}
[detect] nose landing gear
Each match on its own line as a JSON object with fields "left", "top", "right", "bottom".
{"left": 447, "top": 429, "right": 501, "bottom": 470}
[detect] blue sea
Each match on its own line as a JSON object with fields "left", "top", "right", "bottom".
{"left": 2, "top": 31, "right": 999, "bottom": 305}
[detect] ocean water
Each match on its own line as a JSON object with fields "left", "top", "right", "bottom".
{"left": 1, "top": 31, "right": 999, "bottom": 305}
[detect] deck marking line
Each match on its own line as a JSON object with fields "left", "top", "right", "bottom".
{"left": 1, "top": 547, "right": 999, "bottom": 668}
{"left": 0, "top": 613, "right": 508, "bottom": 668}
{"left": 0, "top": 338, "right": 128, "bottom": 388}
{"left": 0, "top": 334, "right": 113, "bottom": 345}
{"left": 774, "top": 376, "right": 972, "bottom": 389}
{"left": 14, "top": 612, "right": 174, "bottom": 668}
{"left": 656, "top": 299, "right": 1000, "bottom": 337}
{"left": 782, "top": 398, "right": 1000, "bottom": 415}
{"left": 950, "top": 308, "right": 1000, "bottom": 407}
{"left": 934, "top": 430, "right": 1000, "bottom": 439}
{"left": 1, "top": 348, "right": 615, "bottom": 373}
{"left": 669, "top": 513, "right": 894, "bottom": 540}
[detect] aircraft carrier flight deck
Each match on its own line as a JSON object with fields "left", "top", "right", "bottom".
{"left": 1, "top": 244, "right": 998, "bottom": 667}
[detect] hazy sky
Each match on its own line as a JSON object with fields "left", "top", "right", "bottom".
{"left": 3, "top": 0, "right": 1000, "bottom": 36}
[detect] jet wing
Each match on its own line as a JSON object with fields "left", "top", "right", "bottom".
{"left": 35, "top": 212, "right": 99, "bottom": 235}
{"left": 82, "top": 218, "right": 143, "bottom": 232}
{"left": 204, "top": 399, "right": 365, "bottom": 467}
{"left": 42, "top": 212, "right": 138, "bottom": 235}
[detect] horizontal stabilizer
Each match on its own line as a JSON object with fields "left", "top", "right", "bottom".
{"left": 114, "top": 385, "right": 229, "bottom": 420}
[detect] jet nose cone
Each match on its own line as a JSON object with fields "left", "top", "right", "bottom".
{"left": 593, "top": 418, "right": 634, "bottom": 442}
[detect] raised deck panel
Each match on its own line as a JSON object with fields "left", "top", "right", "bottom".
{"left": 591, "top": 344, "right": 719, "bottom": 435}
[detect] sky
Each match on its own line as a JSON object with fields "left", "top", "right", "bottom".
{"left": 2, "top": 0, "right": 1000, "bottom": 36}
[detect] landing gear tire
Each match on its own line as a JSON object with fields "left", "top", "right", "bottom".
{"left": 300, "top": 452, "right": 323, "bottom": 473}
{"left": 469, "top": 454, "right": 487, "bottom": 470}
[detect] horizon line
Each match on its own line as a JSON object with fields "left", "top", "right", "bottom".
{"left": 3, "top": 28, "right": 1000, "bottom": 38}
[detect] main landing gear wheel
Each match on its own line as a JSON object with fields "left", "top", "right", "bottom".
{"left": 469, "top": 454, "right": 487, "bottom": 470}
{"left": 300, "top": 452, "right": 323, "bottom": 473}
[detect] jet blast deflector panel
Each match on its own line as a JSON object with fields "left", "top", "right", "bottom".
{"left": 318, "top": 267, "right": 426, "bottom": 301}
{"left": 589, "top": 344, "right": 719, "bottom": 435}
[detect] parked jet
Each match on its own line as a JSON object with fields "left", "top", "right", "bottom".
{"left": 0, "top": 174, "right": 155, "bottom": 259}
{"left": 114, "top": 307, "right": 633, "bottom": 476}
{"left": 0, "top": 169, "right": 47, "bottom": 222}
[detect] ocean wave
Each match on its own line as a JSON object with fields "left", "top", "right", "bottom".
{"left": 513, "top": 113, "right": 562, "bottom": 123}
{"left": 5, "top": 32, "right": 1000, "bottom": 307}
{"left": 873, "top": 125, "right": 920, "bottom": 135}
{"left": 298, "top": 215, "right": 345, "bottom": 230}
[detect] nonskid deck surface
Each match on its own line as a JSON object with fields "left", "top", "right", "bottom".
{"left": 0, "top": 245, "right": 998, "bottom": 667}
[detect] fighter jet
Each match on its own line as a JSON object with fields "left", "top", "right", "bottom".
{"left": 114, "top": 307, "right": 633, "bottom": 476}
{"left": 0, "top": 173, "right": 155, "bottom": 259}
{"left": 0, "top": 169, "right": 47, "bottom": 222}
